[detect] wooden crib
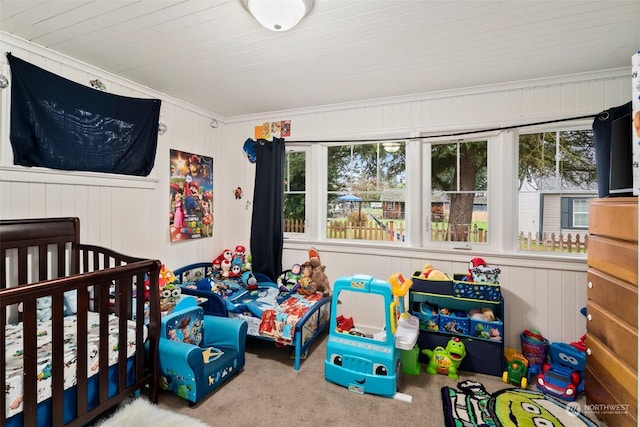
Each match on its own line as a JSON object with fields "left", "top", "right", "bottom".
{"left": 0, "top": 217, "right": 161, "bottom": 427}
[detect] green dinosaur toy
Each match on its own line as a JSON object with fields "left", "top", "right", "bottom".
{"left": 421, "top": 337, "right": 466, "bottom": 379}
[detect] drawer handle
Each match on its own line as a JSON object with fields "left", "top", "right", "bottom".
{"left": 586, "top": 348, "right": 592, "bottom": 356}
{"left": 587, "top": 314, "right": 592, "bottom": 321}
{"left": 587, "top": 281, "right": 593, "bottom": 289}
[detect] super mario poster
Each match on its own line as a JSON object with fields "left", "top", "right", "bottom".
{"left": 169, "top": 149, "right": 213, "bottom": 241}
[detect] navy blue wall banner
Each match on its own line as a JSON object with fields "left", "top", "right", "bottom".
{"left": 7, "top": 53, "right": 161, "bottom": 176}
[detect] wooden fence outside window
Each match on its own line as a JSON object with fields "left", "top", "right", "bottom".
{"left": 283, "top": 219, "right": 588, "bottom": 254}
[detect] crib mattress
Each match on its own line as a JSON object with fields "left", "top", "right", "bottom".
{"left": 4, "top": 311, "right": 146, "bottom": 419}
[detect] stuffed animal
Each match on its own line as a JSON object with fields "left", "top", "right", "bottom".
{"left": 419, "top": 263, "right": 448, "bottom": 280}
{"left": 297, "top": 262, "right": 316, "bottom": 295}
{"left": 309, "top": 251, "right": 330, "bottom": 296}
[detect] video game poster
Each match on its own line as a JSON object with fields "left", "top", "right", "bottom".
{"left": 169, "top": 149, "right": 214, "bottom": 241}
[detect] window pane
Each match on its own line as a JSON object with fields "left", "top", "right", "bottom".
{"left": 572, "top": 199, "right": 589, "bottom": 228}
{"left": 285, "top": 151, "right": 306, "bottom": 192}
{"left": 430, "top": 141, "right": 488, "bottom": 243}
{"left": 327, "top": 142, "right": 406, "bottom": 243}
{"left": 284, "top": 150, "right": 306, "bottom": 234}
{"left": 517, "top": 129, "right": 595, "bottom": 254}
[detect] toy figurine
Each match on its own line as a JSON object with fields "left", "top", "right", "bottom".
{"left": 422, "top": 337, "right": 466, "bottom": 379}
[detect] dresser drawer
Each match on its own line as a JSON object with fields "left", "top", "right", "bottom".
{"left": 587, "top": 235, "right": 638, "bottom": 285}
{"left": 586, "top": 300, "right": 637, "bottom": 369}
{"left": 585, "top": 334, "right": 637, "bottom": 414}
{"left": 585, "top": 367, "right": 638, "bottom": 427}
{"left": 589, "top": 197, "right": 638, "bottom": 242}
{"left": 587, "top": 268, "right": 638, "bottom": 328}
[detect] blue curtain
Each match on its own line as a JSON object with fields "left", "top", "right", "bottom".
{"left": 250, "top": 138, "right": 285, "bottom": 282}
{"left": 7, "top": 53, "right": 161, "bottom": 176}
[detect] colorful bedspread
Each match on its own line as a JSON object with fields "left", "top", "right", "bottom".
{"left": 258, "top": 293, "right": 324, "bottom": 345}
{"left": 4, "top": 311, "right": 145, "bottom": 419}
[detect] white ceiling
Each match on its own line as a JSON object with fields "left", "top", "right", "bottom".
{"left": 1, "top": 0, "right": 638, "bottom": 118}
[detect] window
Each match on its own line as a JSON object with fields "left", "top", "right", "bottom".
{"left": 425, "top": 139, "right": 489, "bottom": 245}
{"left": 283, "top": 148, "right": 308, "bottom": 237}
{"left": 517, "top": 127, "right": 596, "bottom": 254}
{"left": 561, "top": 197, "right": 589, "bottom": 229}
{"left": 326, "top": 142, "right": 406, "bottom": 243}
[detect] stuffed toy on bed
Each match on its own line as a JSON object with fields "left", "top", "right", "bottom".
{"left": 308, "top": 247, "right": 330, "bottom": 296}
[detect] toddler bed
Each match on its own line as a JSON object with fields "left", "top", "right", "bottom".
{"left": 173, "top": 262, "right": 331, "bottom": 370}
{"left": 1, "top": 217, "right": 161, "bottom": 427}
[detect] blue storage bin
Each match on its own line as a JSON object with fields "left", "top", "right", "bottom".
{"left": 411, "top": 302, "right": 439, "bottom": 331}
{"left": 470, "top": 317, "right": 503, "bottom": 342}
{"left": 438, "top": 310, "right": 469, "bottom": 335}
{"left": 452, "top": 274, "right": 502, "bottom": 301}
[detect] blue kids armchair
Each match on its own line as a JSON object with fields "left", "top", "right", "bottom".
{"left": 158, "top": 297, "right": 248, "bottom": 405}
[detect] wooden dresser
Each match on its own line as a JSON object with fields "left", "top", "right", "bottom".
{"left": 586, "top": 197, "right": 638, "bottom": 427}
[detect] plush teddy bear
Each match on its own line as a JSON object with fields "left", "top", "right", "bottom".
{"left": 308, "top": 249, "right": 330, "bottom": 296}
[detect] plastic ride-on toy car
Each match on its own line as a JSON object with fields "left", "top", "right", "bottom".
{"left": 503, "top": 353, "right": 529, "bottom": 388}
{"left": 536, "top": 342, "right": 586, "bottom": 401}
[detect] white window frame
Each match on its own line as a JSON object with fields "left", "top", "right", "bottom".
{"left": 283, "top": 145, "right": 311, "bottom": 240}
{"left": 420, "top": 131, "right": 505, "bottom": 253}
{"left": 322, "top": 140, "right": 409, "bottom": 246}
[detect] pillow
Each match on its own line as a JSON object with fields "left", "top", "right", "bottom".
{"left": 165, "top": 307, "right": 204, "bottom": 346}
{"left": 63, "top": 290, "right": 78, "bottom": 316}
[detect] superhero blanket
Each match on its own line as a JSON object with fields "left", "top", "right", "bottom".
{"left": 258, "top": 293, "right": 324, "bottom": 345}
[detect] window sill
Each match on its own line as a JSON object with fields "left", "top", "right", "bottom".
{"left": 0, "top": 165, "right": 158, "bottom": 189}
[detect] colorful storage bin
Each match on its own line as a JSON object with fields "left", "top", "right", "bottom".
{"left": 411, "top": 271, "right": 453, "bottom": 295}
{"left": 452, "top": 274, "right": 502, "bottom": 301}
{"left": 470, "top": 317, "right": 503, "bottom": 342}
{"left": 438, "top": 310, "right": 469, "bottom": 335}
{"left": 471, "top": 266, "right": 501, "bottom": 284}
{"left": 411, "top": 302, "right": 439, "bottom": 331}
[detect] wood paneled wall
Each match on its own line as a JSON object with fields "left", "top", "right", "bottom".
{"left": 0, "top": 33, "right": 633, "bottom": 350}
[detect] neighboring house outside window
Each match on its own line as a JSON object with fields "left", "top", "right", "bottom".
{"left": 517, "top": 126, "right": 596, "bottom": 254}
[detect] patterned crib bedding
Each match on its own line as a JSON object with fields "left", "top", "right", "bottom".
{"left": 4, "top": 311, "right": 146, "bottom": 419}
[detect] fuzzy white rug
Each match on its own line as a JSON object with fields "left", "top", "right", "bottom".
{"left": 95, "top": 398, "right": 210, "bottom": 427}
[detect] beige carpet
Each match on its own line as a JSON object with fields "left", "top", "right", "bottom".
{"left": 152, "top": 333, "right": 601, "bottom": 426}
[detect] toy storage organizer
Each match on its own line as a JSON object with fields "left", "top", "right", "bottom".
{"left": 409, "top": 272, "right": 505, "bottom": 377}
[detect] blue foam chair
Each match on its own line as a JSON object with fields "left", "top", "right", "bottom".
{"left": 158, "top": 297, "right": 247, "bottom": 405}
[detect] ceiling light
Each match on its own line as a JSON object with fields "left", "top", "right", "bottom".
{"left": 241, "top": 0, "right": 314, "bottom": 32}
{"left": 382, "top": 142, "right": 402, "bottom": 153}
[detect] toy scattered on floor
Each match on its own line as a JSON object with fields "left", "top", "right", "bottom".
{"left": 536, "top": 342, "right": 586, "bottom": 401}
{"left": 503, "top": 353, "right": 529, "bottom": 388}
{"left": 422, "top": 337, "right": 467, "bottom": 380}
{"left": 325, "top": 273, "right": 417, "bottom": 400}
{"left": 520, "top": 329, "right": 549, "bottom": 380}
